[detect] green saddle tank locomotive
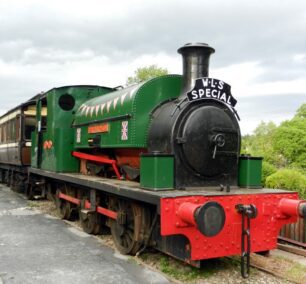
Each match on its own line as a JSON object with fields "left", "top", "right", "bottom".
{"left": 0, "top": 43, "right": 305, "bottom": 278}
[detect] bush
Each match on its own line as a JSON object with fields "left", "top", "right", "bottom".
{"left": 262, "top": 161, "right": 277, "bottom": 186}
{"left": 265, "top": 169, "right": 306, "bottom": 199}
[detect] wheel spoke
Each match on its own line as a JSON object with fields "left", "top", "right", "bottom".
{"left": 118, "top": 236, "right": 123, "bottom": 246}
{"left": 127, "top": 223, "right": 134, "bottom": 230}
{"left": 125, "top": 235, "right": 132, "bottom": 248}
{"left": 111, "top": 201, "right": 137, "bottom": 254}
{"left": 110, "top": 199, "right": 149, "bottom": 255}
{"left": 126, "top": 230, "right": 133, "bottom": 241}
{"left": 122, "top": 236, "right": 128, "bottom": 248}
{"left": 80, "top": 210, "right": 101, "bottom": 235}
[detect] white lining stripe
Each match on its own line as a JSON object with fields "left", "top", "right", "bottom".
{"left": 0, "top": 110, "right": 21, "bottom": 124}
{"left": 0, "top": 142, "right": 19, "bottom": 149}
{"left": 0, "top": 142, "right": 32, "bottom": 148}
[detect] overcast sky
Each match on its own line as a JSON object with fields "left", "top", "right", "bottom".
{"left": 0, "top": 0, "right": 305, "bottom": 134}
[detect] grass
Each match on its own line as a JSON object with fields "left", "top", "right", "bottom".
{"left": 27, "top": 201, "right": 39, "bottom": 208}
{"left": 159, "top": 256, "right": 204, "bottom": 281}
{"left": 274, "top": 254, "right": 306, "bottom": 279}
{"left": 286, "top": 262, "right": 306, "bottom": 282}
{"left": 157, "top": 255, "right": 237, "bottom": 282}
{"left": 138, "top": 251, "right": 216, "bottom": 282}
{"left": 255, "top": 254, "right": 306, "bottom": 283}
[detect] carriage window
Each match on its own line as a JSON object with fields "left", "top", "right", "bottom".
{"left": 24, "top": 116, "right": 36, "bottom": 140}
{"left": 7, "top": 121, "right": 11, "bottom": 142}
{"left": 40, "top": 98, "right": 48, "bottom": 131}
{"left": 16, "top": 116, "right": 20, "bottom": 140}
{"left": 9, "top": 119, "right": 15, "bottom": 141}
{"left": 12, "top": 120, "right": 15, "bottom": 141}
{"left": 3, "top": 123, "right": 7, "bottom": 142}
{"left": 13, "top": 120, "right": 15, "bottom": 140}
{"left": 24, "top": 105, "right": 36, "bottom": 116}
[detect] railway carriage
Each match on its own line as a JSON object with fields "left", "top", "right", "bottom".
{"left": 0, "top": 99, "right": 36, "bottom": 190}
{"left": 0, "top": 43, "right": 305, "bottom": 278}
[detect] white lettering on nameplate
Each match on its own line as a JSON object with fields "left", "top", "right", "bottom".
{"left": 187, "top": 78, "right": 237, "bottom": 107}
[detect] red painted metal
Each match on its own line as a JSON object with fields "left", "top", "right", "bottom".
{"left": 177, "top": 202, "right": 200, "bottom": 226}
{"left": 88, "top": 123, "right": 109, "bottom": 134}
{"left": 97, "top": 206, "right": 117, "bottom": 220}
{"left": 115, "top": 148, "right": 147, "bottom": 169}
{"left": 84, "top": 199, "right": 117, "bottom": 219}
{"left": 160, "top": 192, "right": 301, "bottom": 261}
{"left": 72, "top": 151, "right": 121, "bottom": 179}
{"left": 278, "top": 198, "right": 305, "bottom": 217}
{"left": 58, "top": 192, "right": 81, "bottom": 205}
{"left": 58, "top": 192, "right": 117, "bottom": 219}
{"left": 84, "top": 200, "right": 91, "bottom": 210}
{"left": 72, "top": 151, "right": 114, "bottom": 164}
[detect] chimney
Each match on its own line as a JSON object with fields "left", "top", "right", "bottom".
{"left": 177, "top": 43, "right": 215, "bottom": 96}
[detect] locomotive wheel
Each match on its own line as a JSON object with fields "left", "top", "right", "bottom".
{"left": 79, "top": 210, "right": 102, "bottom": 234}
{"left": 6, "top": 171, "right": 11, "bottom": 187}
{"left": 26, "top": 184, "right": 35, "bottom": 200}
{"left": 12, "top": 174, "right": 26, "bottom": 193}
{"left": 55, "top": 187, "right": 77, "bottom": 220}
{"left": 46, "top": 184, "right": 56, "bottom": 202}
{"left": 109, "top": 198, "right": 148, "bottom": 255}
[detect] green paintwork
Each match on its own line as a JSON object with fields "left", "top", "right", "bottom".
{"left": 140, "top": 154, "right": 174, "bottom": 190}
{"left": 73, "top": 75, "right": 182, "bottom": 148}
{"left": 238, "top": 156, "right": 263, "bottom": 188}
{"left": 31, "top": 85, "right": 113, "bottom": 172}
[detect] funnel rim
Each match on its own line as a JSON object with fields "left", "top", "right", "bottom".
{"left": 177, "top": 42, "right": 215, "bottom": 54}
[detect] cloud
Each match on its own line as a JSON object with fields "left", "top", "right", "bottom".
{"left": 238, "top": 93, "right": 306, "bottom": 134}
{"left": 0, "top": 0, "right": 305, "bottom": 134}
{"left": 1, "top": 0, "right": 306, "bottom": 65}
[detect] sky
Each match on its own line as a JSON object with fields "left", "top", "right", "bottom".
{"left": 0, "top": 0, "right": 305, "bottom": 134}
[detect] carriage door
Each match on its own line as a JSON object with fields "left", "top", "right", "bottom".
{"left": 35, "top": 97, "right": 47, "bottom": 168}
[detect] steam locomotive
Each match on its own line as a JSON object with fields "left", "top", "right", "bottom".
{"left": 0, "top": 43, "right": 305, "bottom": 278}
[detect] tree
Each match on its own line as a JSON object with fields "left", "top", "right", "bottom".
{"left": 126, "top": 65, "right": 168, "bottom": 85}
{"left": 272, "top": 111, "right": 306, "bottom": 170}
{"left": 241, "top": 121, "right": 283, "bottom": 166}
{"left": 294, "top": 103, "right": 306, "bottom": 119}
{"left": 261, "top": 161, "right": 277, "bottom": 186}
{"left": 241, "top": 103, "right": 306, "bottom": 192}
{"left": 265, "top": 169, "right": 306, "bottom": 199}
{"left": 241, "top": 103, "right": 306, "bottom": 171}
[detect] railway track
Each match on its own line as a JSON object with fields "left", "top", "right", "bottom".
{"left": 277, "top": 236, "right": 306, "bottom": 257}
{"left": 250, "top": 251, "right": 306, "bottom": 284}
